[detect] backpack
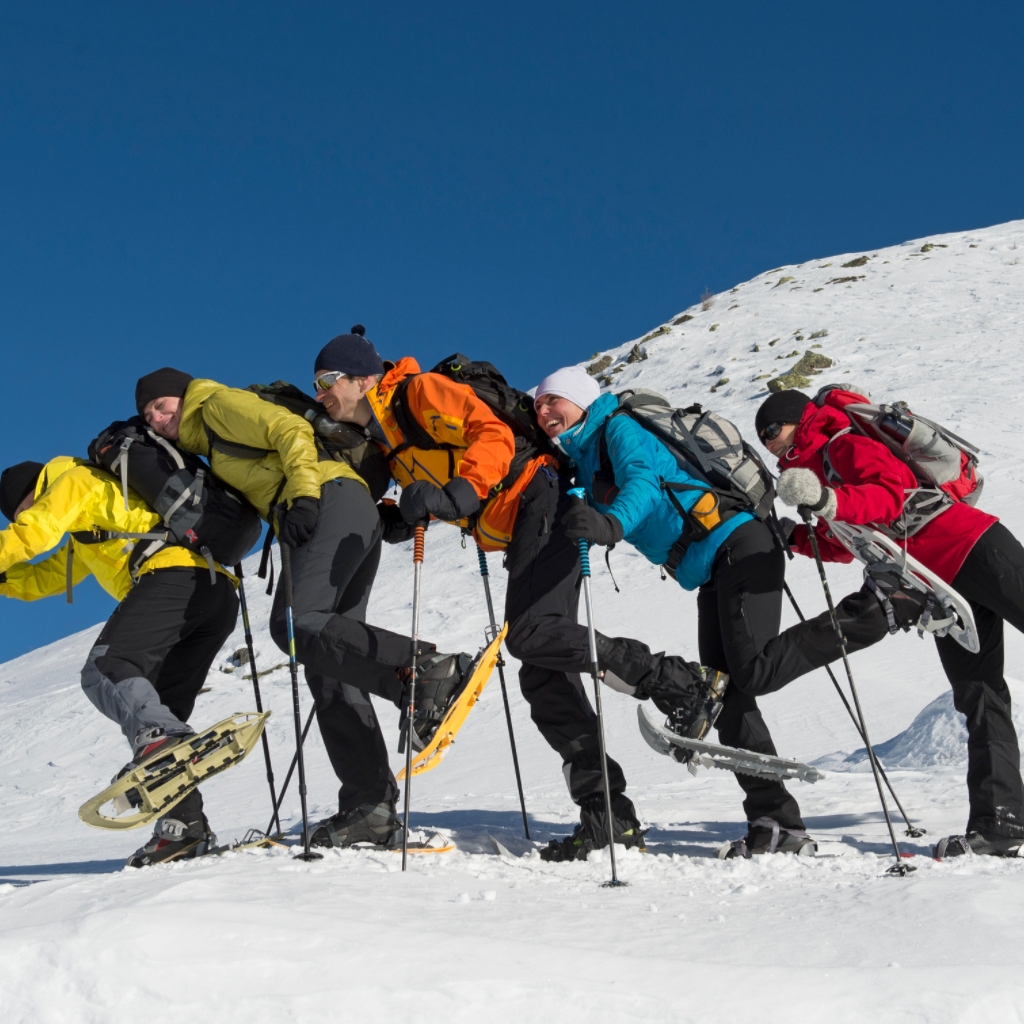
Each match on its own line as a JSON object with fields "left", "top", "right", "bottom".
{"left": 812, "top": 385, "right": 982, "bottom": 536}
{"left": 389, "top": 354, "right": 557, "bottom": 499}
{"left": 86, "top": 418, "right": 262, "bottom": 577}
{"left": 594, "top": 390, "right": 777, "bottom": 569}
{"left": 240, "top": 381, "right": 392, "bottom": 502}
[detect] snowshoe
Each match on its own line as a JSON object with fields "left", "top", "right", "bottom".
{"left": 637, "top": 705, "right": 824, "bottom": 782}
{"left": 934, "top": 832, "right": 1023, "bottom": 859}
{"left": 80, "top": 712, "right": 271, "bottom": 831}
{"left": 540, "top": 822, "right": 646, "bottom": 863}
{"left": 126, "top": 792, "right": 215, "bottom": 867}
{"left": 309, "top": 802, "right": 403, "bottom": 849}
{"left": 717, "top": 817, "right": 817, "bottom": 860}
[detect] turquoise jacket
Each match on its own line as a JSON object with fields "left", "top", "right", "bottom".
{"left": 556, "top": 392, "right": 752, "bottom": 590}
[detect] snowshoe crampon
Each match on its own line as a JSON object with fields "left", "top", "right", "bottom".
{"left": 79, "top": 712, "right": 271, "bottom": 831}
{"left": 827, "top": 521, "right": 980, "bottom": 653}
{"left": 637, "top": 705, "right": 823, "bottom": 783}
{"left": 397, "top": 623, "right": 507, "bottom": 779}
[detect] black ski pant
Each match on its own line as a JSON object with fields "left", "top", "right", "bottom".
{"left": 504, "top": 466, "right": 638, "bottom": 827}
{"left": 269, "top": 478, "right": 410, "bottom": 814}
{"left": 754, "top": 519, "right": 1024, "bottom": 839}
{"left": 81, "top": 566, "right": 239, "bottom": 823}
{"left": 696, "top": 519, "right": 805, "bottom": 830}
{"left": 933, "top": 522, "right": 1024, "bottom": 839}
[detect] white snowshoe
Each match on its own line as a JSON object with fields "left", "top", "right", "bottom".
{"left": 637, "top": 705, "right": 823, "bottom": 783}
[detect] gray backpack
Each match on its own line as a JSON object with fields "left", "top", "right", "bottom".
{"left": 595, "top": 389, "right": 776, "bottom": 520}
{"left": 813, "top": 384, "right": 982, "bottom": 536}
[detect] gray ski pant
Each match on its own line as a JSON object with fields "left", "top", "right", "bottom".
{"left": 81, "top": 567, "right": 239, "bottom": 751}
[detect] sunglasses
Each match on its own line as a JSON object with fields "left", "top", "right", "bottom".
{"left": 759, "top": 422, "right": 784, "bottom": 443}
{"left": 313, "top": 371, "right": 354, "bottom": 392}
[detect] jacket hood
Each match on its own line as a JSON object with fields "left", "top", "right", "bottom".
{"left": 783, "top": 401, "right": 853, "bottom": 466}
{"left": 36, "top": 456, "right": 80, "bottom": 498}
{"left": 555, "top": 391, "right": 617, "bottom": 462}
{"left": 375, "top": 357, "right": 421, "bottom": 400}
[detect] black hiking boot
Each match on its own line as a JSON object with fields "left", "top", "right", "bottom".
{"left": 540, "top": 794, "right": 646, "bottom": 863}
{"left": 540, "top": 822, "right": 647, "bottom": 862}
{"left": 594, "top": 634, "right": 728, "bottom": 740}
{"left": 309, "top": 802, "right": 404, "bottom": 849}
{"left": 401, "top": 652, "right": 475, "bottom": 752}
{"left": 660, "top": 666, "right": 730, "bottom": 741}
{"left": 126, "top": 791, "right": 215, "bottom": 868}
{"left": 934, "top": 832, "right": 1024, "bottom": 859}
{"left": 864, "top": 565, "right": 949, "bottom": 634}
{"left": 718, "top": 817, "right": 816, "bottom": 860}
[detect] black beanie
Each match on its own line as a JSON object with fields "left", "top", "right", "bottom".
{"left": 313, "top": 325, "right": 384, "bottom": 378}
{"left": 135, "top": 367, "right": 194, "bottom": 417}
{"left": 0, "top": 461, "right": 45, "bottom": 522}
{"left": 754, "top": 389, "right": 811, "bottom": 438}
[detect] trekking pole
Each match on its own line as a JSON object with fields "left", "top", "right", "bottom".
{"left": 568, "top": 488, "right": 626, "bottom": 888}
{"left": 235, "top": 563, "right": 282, "bottom": 838}
{"left": 782, "top": 581, "right": 924, "bottom": 838}
{"left": 278, "top": 537, "right": 322, "bottom": 862}
{"left": 265, "top": 704, "right": 316, "bottom": 837}
{"left": 799, "top": 508, "right": 913, "bottom": 876}
{"left": 400, "top": 522, "right": 427, "bottom": 871}
{"left": 477, "top": 544, "right": 531, "bottom": 840}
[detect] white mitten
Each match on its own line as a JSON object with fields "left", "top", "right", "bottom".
{"left": 777, "top": 468, "right": 837, "bottom": 519}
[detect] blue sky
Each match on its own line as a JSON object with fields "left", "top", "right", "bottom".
{"left": 1, "top": 1, "right": 1022, "bottom": 661}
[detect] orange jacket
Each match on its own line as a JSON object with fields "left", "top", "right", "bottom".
{"left": 367, "top": 358, "right": 556, "bottom": 550}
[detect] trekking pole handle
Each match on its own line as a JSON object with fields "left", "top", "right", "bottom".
{"left": 413, "top": 522, "right": 426, "bottom": 563}
{"left": 567, "top": 488, "right": 592, "bottom": 578}
{"left": 477, "top": 545, "right": 489, "bottom": 577}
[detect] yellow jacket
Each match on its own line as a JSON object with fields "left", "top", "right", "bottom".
{"left": 177, "top": 379, "right": 367, "bottom": 518}
{"left": 0, "top": 457, "right": 228, "bottom": 604}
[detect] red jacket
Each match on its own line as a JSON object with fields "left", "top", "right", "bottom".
{"left": 782, "top": 393, "right": 996, "bottom": 583}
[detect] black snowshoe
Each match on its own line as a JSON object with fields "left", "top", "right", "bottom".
{"left": 718, "top": 817, "right": 817, "bottom": 860}
{"left": 126, "top": 791, "right": 215, "bottom": 867}
{"left": 401, "top": 652, "right": 474, "bottom": 752}
{"left": 540, "top": 795, "right": 646, "bottom": 863}
{"left": 934, "top": 832, "right": 1023, "bottom": 859}
{"left": 309, "top": 802, "right": 404, "bottom": 849}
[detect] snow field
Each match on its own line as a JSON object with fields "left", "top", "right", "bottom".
{"left": 2, "top": 219, "right": 1024, "bottom": 1021}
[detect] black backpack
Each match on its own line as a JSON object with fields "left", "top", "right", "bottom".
{"left": 239, "top": 381, "right": 392, "bottom": 502}
{"left": 86, "top": 418, "right": 262, "bottom": 577}
{"left": 390, "top": 354, "right": 556, "bottom": 497}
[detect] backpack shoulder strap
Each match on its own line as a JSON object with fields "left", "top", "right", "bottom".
{"left": 203, "top": 423, "right": 271, "bottom": 461}
{"left": 820, "top": 427, "right": 851, "bottom": 486}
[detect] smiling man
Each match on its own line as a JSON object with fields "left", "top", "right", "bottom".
{"left": 135, "top": 331, "right": 475, "bottom": 850}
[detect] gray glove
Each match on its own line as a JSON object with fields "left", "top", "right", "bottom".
{"left": 777, "top": 468, "right": 837, "bottom": 520}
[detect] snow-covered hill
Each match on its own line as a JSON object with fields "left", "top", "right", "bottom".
{"left": 3, "top": 221, "right": 1024, "bottom": 1022}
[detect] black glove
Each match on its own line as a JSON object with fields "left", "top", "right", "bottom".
{"left": 378, "top": 501, "right": 417, "bottom": 544}
{"left": 561, "top": 503, "right": 624, "bottom": 546}
{"left": 399, "top": 477, "right": 481, "bottom": 525}
{"left": 777, "top": 516, "right": 797, "bottom": 543}
{"left": 278, "top": 496, "right": 320, "bottom": 548}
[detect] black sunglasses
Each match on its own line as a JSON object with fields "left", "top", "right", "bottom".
{"left": 760, "top": 422, "right": 784, "bottom": 443}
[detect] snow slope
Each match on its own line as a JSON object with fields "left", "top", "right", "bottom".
{"left": 3, "top": 221, "right": 1024, "bottom": 1022}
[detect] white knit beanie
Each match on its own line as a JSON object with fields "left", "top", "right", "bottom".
{"left": 533, "top": 365, "right": 601, "bottom": 410}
